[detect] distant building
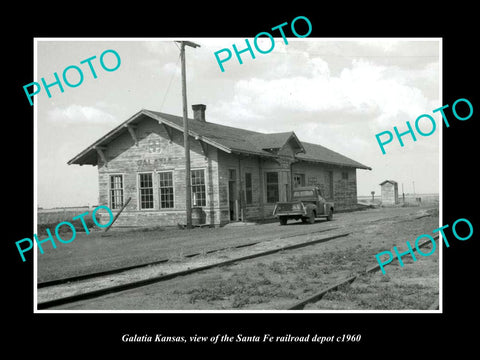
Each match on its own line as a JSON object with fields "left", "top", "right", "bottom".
{"left": 68, "top": 105, "right": 371, "bottom": 227}
{"left": 380, "top": 180, "right": 399, "bottom": 205}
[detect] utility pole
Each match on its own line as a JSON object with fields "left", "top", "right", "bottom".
{"left": 176, "top": 40, "right": 200, "bottom": 229}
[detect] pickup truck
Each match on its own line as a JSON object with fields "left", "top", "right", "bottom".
{"left": 273, "top": 186, "right": 334, "bottom": 225}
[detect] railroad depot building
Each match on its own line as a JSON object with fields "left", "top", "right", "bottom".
{"left": 68, "top": 105, "right": 371, "bottom": 227}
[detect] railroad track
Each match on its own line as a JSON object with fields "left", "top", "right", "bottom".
{"left": 37, "top": 209, "right": 435, "bottom": 310}
{"left": 38, "top": 209, "right": 430, "bottom": 290}
{"left": 37, "top": 241, "right": 261, "bottom": 289}
{"left": 37, "top": 229, "right": 348, "bottom": 309}
{"left": 37, "top": 226, "right": 339, "bottom": 289}
{"left": 285, "top": 234, "right": 440, "bottom": 310}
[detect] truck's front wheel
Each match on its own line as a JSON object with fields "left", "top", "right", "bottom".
{"left": 279, "top": 217, "right": 288, "bottom": 225}
{"left": 307, "top": 211, "right": 316, "bottom": 224}
{"left": 327, "top": 209, "right": 333, "bottom": 221}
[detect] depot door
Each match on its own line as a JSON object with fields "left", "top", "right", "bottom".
{"left": 327, "top": 171, "right": 334, "bottom": 200}
{"left": 228, "top": 169, "right": 237, "bottom": 221}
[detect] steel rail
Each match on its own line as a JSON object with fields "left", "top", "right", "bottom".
{"left": 286, "top": 234, "right": 440, "bottom": 310}
{"left": 37, "top": 226, "right": 339, "bottom": 289}
{"left": 37, "top": 232, "right": 350, "bottom": 309}
{"left": 37, "top": 241, "right": 260, "bottom": 289}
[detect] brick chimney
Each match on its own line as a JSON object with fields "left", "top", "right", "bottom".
{"left": 192, "top": 104, "right": 206, "bottom": 122}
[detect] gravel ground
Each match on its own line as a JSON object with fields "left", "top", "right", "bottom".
{"left": 305, "top": 243, "right": 439, "bottom": 310}
{"left": 37, "top": 231, "right": 346, "bottom": 303}
{"left": 42, "top": 204, "right": 440, "bottom": 311}
{"left": 37, "top": 205, "right": 434, "bottom": 283}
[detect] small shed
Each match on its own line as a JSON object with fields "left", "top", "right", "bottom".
{"left": 380, "top": 180, "right": 399, "bottom": 205}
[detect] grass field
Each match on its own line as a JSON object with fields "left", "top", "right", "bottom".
{"left": 171, "top": 210, "right": 439, "bottom": 310}
{"left": 37, "top": 208, "right": 97, "bottom": 235}
{"left": 306, "top": 246, "right": 439, "bottom": 310}
{"left": 358, "top": 193, "right": 439, "bottom": 206}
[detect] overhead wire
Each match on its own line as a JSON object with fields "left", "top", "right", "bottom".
{"left": 159, "top": 42, "right": 181, "bottom": 112}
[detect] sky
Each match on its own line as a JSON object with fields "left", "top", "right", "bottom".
{"left": 35, "top": 38, "right": 441, "bottom": 208}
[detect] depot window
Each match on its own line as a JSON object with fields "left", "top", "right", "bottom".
{"left": 139, "top": 173, "right": 154, "bottom": 209}
{"left": 191, "top": 169, "right": 206, "bottom": 207}
{"left": 159, "top": 171, "right": 174, "bottom": 209}
{"left": 266, "top": 172, "right": 279, "bottom": 203}
{"left": 109, "top": 174, "right": 124, "bottom": 210}
{"left": 293, "top": 173, "right": 305, "bottom": 188}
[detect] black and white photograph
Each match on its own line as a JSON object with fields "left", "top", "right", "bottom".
{"left": 6, "top": 8, "right": 479, "bottom": 353}
{"left": 34, "top": 37, "right": 441, "bottom": 312}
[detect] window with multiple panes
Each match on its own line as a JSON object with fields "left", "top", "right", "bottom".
{"left": 109, "top": 175, "right": 124, "bottom": 210}
{"left": 159, "top": 171, "right": 174, "bottom": 209}
{"left": 245, "top": 172, "right": 252, "bottom": 204}
{"left": 293, "top": 173, "right": 305, "bottom": 188}
{"left": 342, "top": 171, "right": 349, "bottom": 180}
{"left": 266, "top": 172, "right": 279, "bottom": 203}
{"left": 139, "top": 173, "right": 154, "bottom": 209}
{"left": 191, "top": 169, "right": 206, "bottom": 207}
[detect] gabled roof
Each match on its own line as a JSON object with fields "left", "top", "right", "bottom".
{"left": 246, "top": 132, "right": 305, "bottom": 154}
{"left": 145, "top": 110, "right": 262, "bottom": 155}
{"left": 143, "top": 111, "right": 307, "bottom": 157}
{"left": 297, "top": 142, "right": 371, "bottom": 170}
{"left": 379, "top": 180, "right": 398, "bottom": 186}
{"left": 67, "top": 109, "right": 371, "bottom": 170}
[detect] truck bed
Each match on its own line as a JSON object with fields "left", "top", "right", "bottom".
{"left": 273, "top": 201, "right": 305, "bottom": 215}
